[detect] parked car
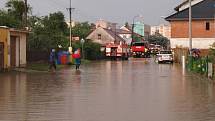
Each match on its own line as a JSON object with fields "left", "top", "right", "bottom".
{"left": 156, "top": 50, "right": 173, "bottom": 63}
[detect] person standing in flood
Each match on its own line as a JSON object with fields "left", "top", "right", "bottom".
{"left": 49, "top": 49, "right": 57, "bottom": 72}
{"left": 72, "top": 48, "right": 81, "bottom": 70}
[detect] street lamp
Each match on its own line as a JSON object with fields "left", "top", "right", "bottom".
{"left": 132, "top": 15, "right": 142, "bottom": 45}
{"left": 67, "top": 0, "right": 75, "bottom": 53}
{"left": 81, "top": 38, "right": 85, "bottom": 59}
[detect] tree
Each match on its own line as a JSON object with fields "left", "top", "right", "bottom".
{"left": 6, "top": 0, "right": 26, "bottom": 22}
{"left": 147, "top": 34, "right": 170, "bottom": 49}
{"left": 0, "top": 10, "right": 21, "bottom": 27}
{"left": 71, "top": 22, "right": 91, "bottom": 39}
{"left": 0, "top": 0, "right": 31, "bottom": 28}
{"left": 28, "top": 12, "right": 69, "bottom": 52}
{"left": 73, "top": 41, "right": 102, "bottom": 60}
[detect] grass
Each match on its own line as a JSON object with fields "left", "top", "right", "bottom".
{"left": 27, "top": 62, "right": 67, "bottom": 71}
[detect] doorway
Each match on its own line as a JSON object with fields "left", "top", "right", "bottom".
{"left": 10, "top": 36, "right": 16, "bottom": 67}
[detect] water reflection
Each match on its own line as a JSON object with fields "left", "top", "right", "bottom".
{"left": 0, "top": 59, "right": 214, "bottom": 121}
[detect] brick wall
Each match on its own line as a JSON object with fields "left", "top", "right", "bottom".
{"left": 170, "top": 20, "right": 215, "bottom": 38}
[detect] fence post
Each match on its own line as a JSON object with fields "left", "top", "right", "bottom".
{"left": 182, "top": 56, "right": 186, "bottom": 69}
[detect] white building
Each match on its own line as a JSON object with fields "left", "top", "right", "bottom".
{"left": 151, "top": 24, "right": 171, "bottom": 39}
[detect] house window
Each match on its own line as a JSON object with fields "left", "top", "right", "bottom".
{"left": 98, "top": 34, "right": 101, "bottom": 40}
{"left": 206, "top": 22, "right": 210, "bottom": 30}
{"left": 123, "top": 35, "right": 127, "bottom": 38}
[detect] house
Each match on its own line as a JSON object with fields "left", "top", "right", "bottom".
{"left": 95, "top": 19, "right": 117, "bottom": 29}
{"left": 165, "top": 0, "right": 215, "bottom": 49}
{"left": 0, "top": 26, "right": 28, "bottom": 71}
{"left": 117, "top": 28, "right": 132, "bottom": 45}
{"left": 86, "top": 27, "right": 125, "bottom": 46}
{"left": 119, "top": 24, "right": 150, "bottom": 44}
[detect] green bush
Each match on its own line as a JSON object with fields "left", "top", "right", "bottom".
{"left": 73, "top": 41, "right": 102, "bottom": 60}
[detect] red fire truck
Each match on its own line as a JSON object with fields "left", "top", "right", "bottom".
{"left": 131, "top": 41, "right": 150, "bottom": 58}
{"left": 105, "top": 42, "right": 129, "bottom": 60}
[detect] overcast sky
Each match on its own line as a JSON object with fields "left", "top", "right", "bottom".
{"left": 0, "top": 0, "right": 182, "bottom": 25}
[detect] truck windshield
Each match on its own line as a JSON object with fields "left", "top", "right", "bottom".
{"left": 133, "top": 43, "right": 145, "bottom": 46}
{"left": 160, "top": 51, "right": 172, "bottom": 54}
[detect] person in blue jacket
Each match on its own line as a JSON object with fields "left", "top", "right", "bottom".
{"left": 49, "top": 49, "right": 56, "bottom": 72}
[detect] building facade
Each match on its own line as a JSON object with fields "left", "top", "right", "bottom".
{"left": 0, "top": 27, "right": 27, "bottom": 71}
{"left": 165, "top": 0, "right": 215, "bottom": 49}
{"left": 134, "top": 21, "right": 151, "bottom": 39}
{"left": 86, "top": 27, "right": 125, "bottom": 46}
{"left": 151, "top": 24, "right": 171, "bottom": 39}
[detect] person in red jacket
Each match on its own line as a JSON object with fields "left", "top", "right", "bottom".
{"left": 72, "top": 49, "right": 81, "bottom": 70}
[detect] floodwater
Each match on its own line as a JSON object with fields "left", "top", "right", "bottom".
{"left": 0, "top": 58, "right": 215, "bottom": 121}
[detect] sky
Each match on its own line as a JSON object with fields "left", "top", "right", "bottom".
{"left": 0, "top": 0, "right": 182, "bottom": 26}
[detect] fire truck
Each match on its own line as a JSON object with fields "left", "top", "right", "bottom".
{"left": 105, "top": 42, "right": 129, "bottom": 60}
{"left": 131, "top": 41, "right": 150, "bottom": 58}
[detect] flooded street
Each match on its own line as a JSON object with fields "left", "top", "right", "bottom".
{"left": 0, "top": 59, "right": 215, "bottom": 121}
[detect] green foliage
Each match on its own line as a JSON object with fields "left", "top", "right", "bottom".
{"left": 147, "top": 34, "right": 170, "bottom": 48}
{"left": 6, "top": 0, "right": 26, "bottom": 21}
{"left": 0, "top": 10, "right": 21, "bottom": 27}
{"left": 0, "top": 0, "right": 31, "bottom": 28}
{"left": 73, "top": 41, "right": 102, "bottom": 60}
{"left": 71, "top": 22, "right": 91, "bottom": 39}
{"left": 208, "top": 42, "right": 215, "bottom": 63}
{"left": 28, "top": 12, "right": 69, "bottom": 52}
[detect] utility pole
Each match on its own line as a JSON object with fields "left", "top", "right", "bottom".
{"left": 67, "top": 0, "right": 75, "bottom": 53}
{"left": 24, "top": 0, "right": 27, "bottom": 28}
{"left": 189, "top": 0, "right": 192, "bottom": 55}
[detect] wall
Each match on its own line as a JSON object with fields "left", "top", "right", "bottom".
{"left": 0, "top": 28, "right": 9, "bottom": 69}
{"left": 170, "top": 20, "right": 215, "bottom": 38}
{"left": 170, "top": 20, "right": 215, "bottom": 49}
{"left": 170, "top": 38, "right": 215, "bottom": 49}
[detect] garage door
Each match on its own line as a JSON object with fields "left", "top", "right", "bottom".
{"left": 0, "top": 43, "right": 4, "bottom": 71}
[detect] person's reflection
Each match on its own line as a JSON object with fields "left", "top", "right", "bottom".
{"left": 74, "top": 70, "right": 81, "bottom": 84}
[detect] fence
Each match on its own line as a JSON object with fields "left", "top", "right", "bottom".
{"left": 173, "top": 47, "right": 189, "bottom": 63}
{"left": 27, "top": 51, "right": 49, "bottom": 62}
{"left": 173, "top": 47, "right": 213, "bottom": 78}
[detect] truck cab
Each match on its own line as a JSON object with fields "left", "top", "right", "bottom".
{"left": 131, "top": 41, "right": 149, "bottom": 58}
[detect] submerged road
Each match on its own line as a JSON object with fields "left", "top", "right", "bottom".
{"left": 0, "top": 58, "right": 215, "bottom": 121}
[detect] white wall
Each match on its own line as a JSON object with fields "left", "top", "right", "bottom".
{"left": 19, "top": 33, "right": 26, "bottom": 67}
{"left": 170, "top": 38, "right": 215, "bottom": 49}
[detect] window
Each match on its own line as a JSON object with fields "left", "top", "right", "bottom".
{"left": 206, "top": 22, "right": 210, "bottom": 30}
{"left": 132, "top": 42, "right": 145, "bottom": 46}
{"left": 98, "top": 34, "right": 101, "bottom": 40}
{"left": 123, "top": 35, "right": 127, "bottom": 38}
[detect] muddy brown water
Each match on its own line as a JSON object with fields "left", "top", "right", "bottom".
{"left": 0, "top": 59, "right": 215, "bottom": 121}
